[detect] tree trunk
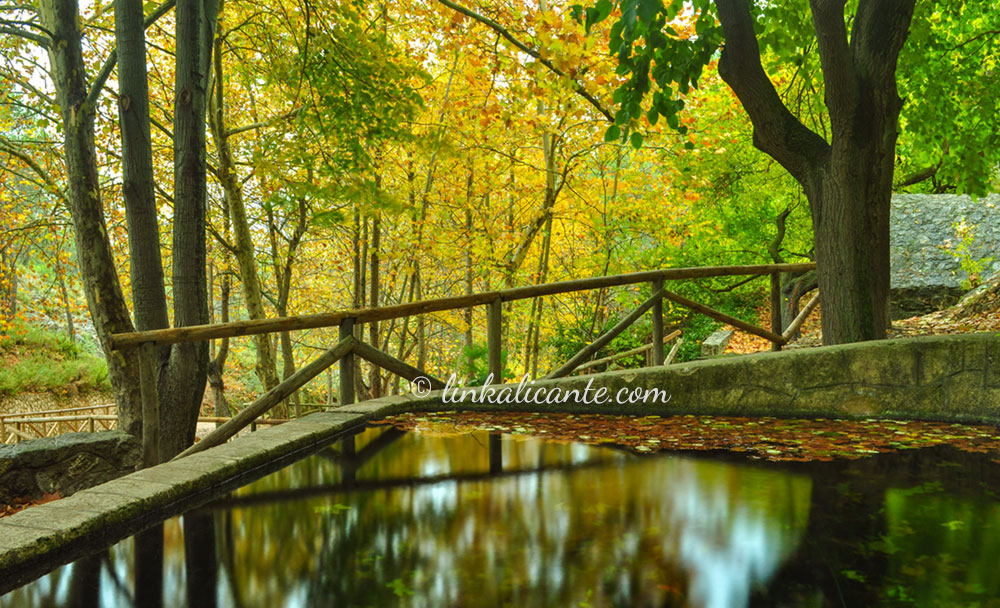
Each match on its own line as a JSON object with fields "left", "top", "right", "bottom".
{"left": 40, "top": 0, "right": 143, "bottom": 435}
{"left": 807, "top": 143, "right": 894, "bottom": 343}
{"left": 58, "top": 273, "right": 75, "bottom": 342}
{"left": 115, "top": 0, "right": 169, "bottom": 341}
{"left": 208, "top": 270, "right": 230, "bottom": 422}
{"left": 159, "top": 0, "right": 218, "bottom": 459}
{"left": 715, "top": 0, "right": 913, "bottom": 344}
{"left": 369, "top": 210, "right": 381, "bottom": 398}
{"left": 208, "top": 12, "right": 280, "bottom": 396}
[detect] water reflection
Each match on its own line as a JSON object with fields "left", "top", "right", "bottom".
{"left": 4, "top": 429, "right": 1000, "bottom": 607}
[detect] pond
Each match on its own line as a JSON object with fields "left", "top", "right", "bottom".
{"left": 3, "top": 419, "right": 1000, "bottom": 607}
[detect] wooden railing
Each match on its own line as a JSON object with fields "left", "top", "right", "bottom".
{"left": 0, "top": 404, "right": 118, "bottom": 444}
{"left": 0, "top": 404, "right": 294, "bottom": 444}
{"left": 103, "top": 262, "right": 817, "bottom": 462}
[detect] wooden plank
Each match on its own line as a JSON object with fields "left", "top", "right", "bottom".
{"left": 175, "top": 337, "right": 355, "bottom": 459}
{"left": 339, "top": 319, "right": 355, "bottom": 407}
{"left": 661, "top": 289, "right": 788, "bottom": 345}
{"left": 651, "top": 279, "right": 664, "bottom": 365}
{"left": 575, "top": 329, "right": 682, "bottom": 373}
{"left": 665, "top": 338, "right": 683, "bottom": 365}
{"left": 782, "top": 292, "right": 821, "bottom": 341}
{"left": 352, "top": 340, "right": 446, "bottom": 390}
{"left": 0, "top": 404, "right": 117, "bottom": 419}
{"left": 139, "top": 342, "right": 160, "bottom": 467}
{"left": 487, "top": 298, "right": 502, "bottom": 384}
{"left": 109, "top": 263, "right": 816, "bottom": 349}
{"left": 196, "top": 417, "right": 288, "bottom": 425}
{"left": 547, "top": 287, "right": 666, "bottom": 379}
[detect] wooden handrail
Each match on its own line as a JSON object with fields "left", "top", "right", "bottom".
{"left": 0, "top": 404, "right": 116, "bottom": 419}
{"left": 109, "top": 263, "right": 815, "bottom": 349}
{"left": 575, "top": 329, "right": 683, "bottom": 373}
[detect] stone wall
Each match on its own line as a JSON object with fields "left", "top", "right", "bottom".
{"left": 890, "top": 194, "right": 1000, "bottom": 316}
{"left": 404, "top": 333, "right": 1000, "bottom": 426}
{"left": 0, "top": 431, "right": 139, "bottom": 504}
{"left": 891, "top": 193, "right": 1000, "bottom": 289}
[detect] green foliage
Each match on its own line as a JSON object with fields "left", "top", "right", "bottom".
{"left": 946, "top": 218, "right": 996, "bottom": 290}
{"left": 897, "top": 0, "right": 1000, "bottom": 195}
{"left": 575, "top": 0, "right": 722, "bottom": 144}
{"left": 290, "top": 2, "right": 428, "bottom": 174}
{"left": 0, "top": 320, "right": 109, "bottom": 396}
{"left": 457, "top": 343, "right": 510, "bottom": 384}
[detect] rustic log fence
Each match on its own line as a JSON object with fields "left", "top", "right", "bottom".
{"left": 102, "top": 262, "right": 818, "bottom": 462}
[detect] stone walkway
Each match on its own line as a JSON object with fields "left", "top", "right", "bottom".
{"left": 0, "top": 398, "right": 410, "bottom": 595}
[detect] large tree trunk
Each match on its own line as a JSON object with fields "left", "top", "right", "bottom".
{"left": 159, "top": 0, "right": 217, "bottom": 459}
{"left": 41, "top": 0, "right": 143, "bottom": 435}
{"left": 715, "top": 0, "right": 913, "bottom": 345}
{"left": 115, "top": 0, "right": 169, "bottom": 339}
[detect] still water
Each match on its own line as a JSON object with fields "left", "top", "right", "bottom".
{"left": 3, "top": 425, "right": 1000, "bottom": 607}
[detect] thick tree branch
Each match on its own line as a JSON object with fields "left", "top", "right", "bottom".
{"left": 0, "top": 136, "right": 65, "bottom": 200}
{"left": 808, "top": 0, "right": 857, "bottom": 134}
{"left": 225, "top": 106, "right": 302, "bottom": 137}
{"left": 714, "top": 0, "right": 829, "bottom": 185}
{"left": 436, "top": 0, "right": 613, "bottom": 122}
{"left": 894, "top": 164, "right": 938, "bottom": 189}
{"left": 851, "top": 0, "right": 915, "bottom": 88}
{"left": 0, "top": 24, "right": 49, "bottom": 46}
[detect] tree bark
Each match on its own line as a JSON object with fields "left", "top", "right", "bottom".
{"left": 115, "top": 0, "right": 169, "bottom": 340}
{"left": 159, "top": 0, "right": 217, "bottom": 458}
{"left": 41, "top": 0, "right": 143, "bottom": 435}
{"left": 715, "top": 0, "right": 913, "bottom": 344}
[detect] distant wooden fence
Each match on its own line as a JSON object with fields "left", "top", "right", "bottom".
{"left": 102, "top": 262, "right": 818, "bottom": 463}
{"left": 0, "top": 404, "right": 118, "bottom": 444}
{"left": 0, "top": 404, "right": 290, "bottom": 445}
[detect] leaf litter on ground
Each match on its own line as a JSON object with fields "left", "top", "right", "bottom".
{"left": 374, "top": 412, "right": 1000, "bottom": 463}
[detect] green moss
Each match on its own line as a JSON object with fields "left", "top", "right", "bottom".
{"left": 0, "top": 321, "right": 109, "bottom": 396}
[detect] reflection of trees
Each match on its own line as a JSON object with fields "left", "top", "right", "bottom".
{"left": 10, "top": 434, "right": 1000, "bottom": 607}
{"left": 751, "top": 446, "right": 1000, "bottom": 607}
{"left": 216, "top": 430, "right": 811, "bottom": 607}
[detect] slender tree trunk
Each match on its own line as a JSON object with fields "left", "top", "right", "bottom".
{"left": 369, "top": 210, "right": 381, "bottom": 398}
{"left": 58, "top": 272, "right": 75, "bottom": 342}
{"left": 115, "top": 0, "right": 169, "bottom": 340}
{"left": 0, "top": 246, "right": 16, "bottom": 324}
{"left": 208, "top": 270, "right": 230, "bottom": 422}
{"left": 159, "top": 0, "right": 218, "bottom": 459}
{"left": 208, "top": 11, "right": 279, "bottom": 395}
{"left": 463, "top": 169, "right": 474, "bottom": 380}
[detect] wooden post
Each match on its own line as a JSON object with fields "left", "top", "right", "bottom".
{"left": 1, "top": 417, "right": 5, "bottom": 444}
{"left": 88, "top": 416, "right": 95, "bottom": 433}
{"left": 339, "top": 318, "right": 355, "bottom": 406}
{"left": 651, "top": 279, "right": 664, "bottom": 365}
{"left": 138, "top": 342, "right": 160, "bottom": 467}
{"left": 487, "top": 298, "right": 502, "bottom": 384}
{"left": 770, "top": 272, "right": 782, "bottom": 351}
{"left": 665, "top": 337, "right": 683, "bottom": 365}
{"left": 782, "top": 292, "right": 821, "bottom": 342}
